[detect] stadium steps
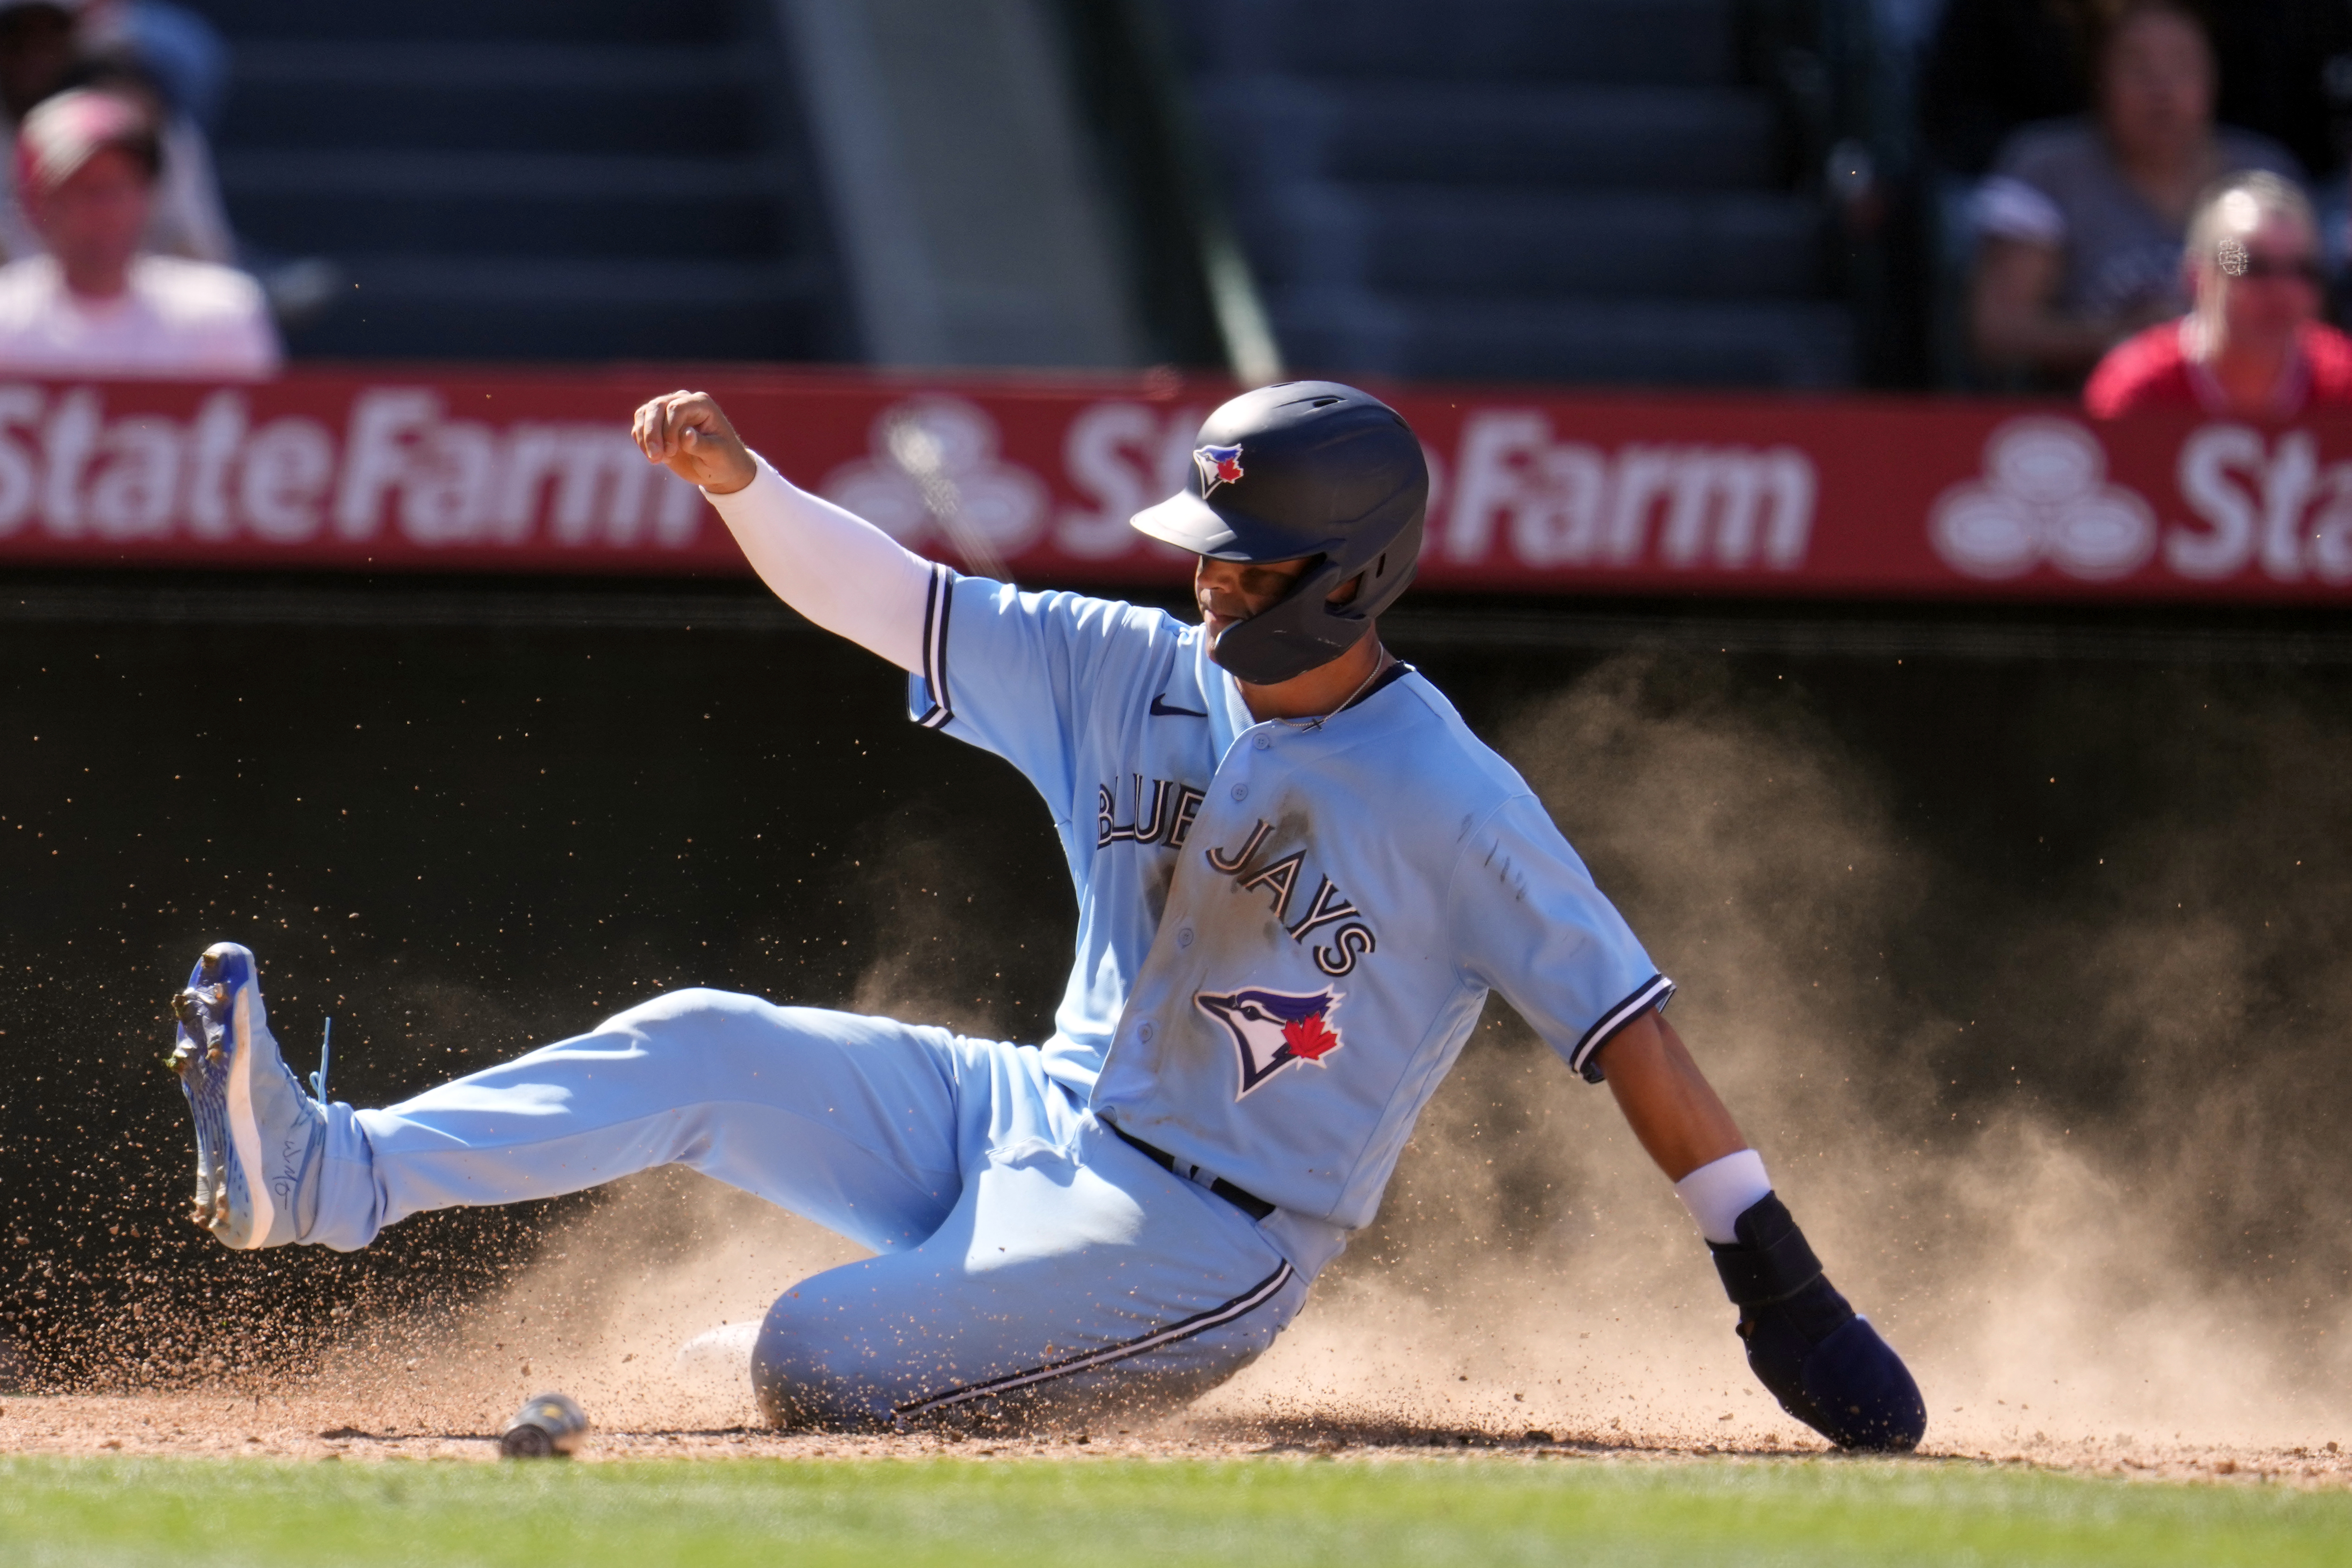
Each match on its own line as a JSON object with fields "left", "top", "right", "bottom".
{"left": 1163, "top": 0, "right": 1853, "bottom": 387}
{"left": 196, "top": 0, "right": 842, "bottom": 362}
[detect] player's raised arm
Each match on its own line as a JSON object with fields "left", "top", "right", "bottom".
{"left": 1593, "top": 1013, "right": 1927, "bottom": 1451}
{"left": 632, "top": 389, "right": 934, "bottom": 673}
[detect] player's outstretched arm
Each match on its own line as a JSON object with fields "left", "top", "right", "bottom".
{"left": 1596, "top": 1012, "right": 1927, "bottom": 1452}
{"left": 632, "top": 390, "right": 932, "bottom": 673}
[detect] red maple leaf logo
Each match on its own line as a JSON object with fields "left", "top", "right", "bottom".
{"left": 1282, "top": 1012, "right": 1341, "bottom": 1063}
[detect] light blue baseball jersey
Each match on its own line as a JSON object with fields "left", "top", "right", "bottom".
{"left": 910, "top": 566, "right": 1671, "bottom": 1231}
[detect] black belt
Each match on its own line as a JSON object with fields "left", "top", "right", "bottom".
{"left": 1104, "top": 1122, "right": 1276, "bottom": 1221}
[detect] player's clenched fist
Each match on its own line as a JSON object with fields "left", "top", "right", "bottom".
{"left": 632, "top": 390, "right": 758, "bottom": 495}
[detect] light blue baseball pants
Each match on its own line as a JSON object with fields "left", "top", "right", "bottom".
{"left": 302, "top": 988, "right": 1312, "bottom": 1429}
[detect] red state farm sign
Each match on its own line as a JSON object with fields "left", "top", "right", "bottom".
{"left": 0, "top": 377, "right": 707, "bottom": 570}
{"left": 1422, "top": 401, "right": 2352, "bottom": 596}
{"left": 0, "top": 368, "right": 2346, "bottom": 601}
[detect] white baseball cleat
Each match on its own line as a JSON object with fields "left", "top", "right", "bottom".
{"left": 167, "top": 943, "right": 323, "bottom": 1249}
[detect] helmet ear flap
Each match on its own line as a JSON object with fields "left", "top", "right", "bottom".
{"left": 1352, "top": 511, "right": 1424, "bottom": 622}
{"left": 1208, "top": 500, "right": 1424, "bottom": 686}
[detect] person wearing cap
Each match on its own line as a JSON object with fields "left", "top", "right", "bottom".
{"left": 58, "top": 48, "right": 238, "bottom": 267}
{"left": 0, "top": 0, "right": 242, "bottom": 266}
{"left": 0, "top": 84, "right": 277, "bottom": 376}
{"left": 2084, "top": 171, "right": 2352, "bottom": 419}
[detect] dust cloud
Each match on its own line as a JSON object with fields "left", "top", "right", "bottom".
{"left": 282, "top": 652, "right": 2352, "bottom": 1457}
{"left": 292, "top": 1170, "right": 862, "bottom": 1436}
{"left": 273, "top": 830, "right": 1047, "bottom": 1439}
{"left": 1207, "top": 653, "right": 2352, "bottom": 1457}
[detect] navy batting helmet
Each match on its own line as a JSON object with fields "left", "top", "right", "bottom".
{"left": 1130, "top": 381, "right": 1426, "bottom": 686}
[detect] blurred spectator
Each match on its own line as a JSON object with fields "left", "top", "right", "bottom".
{"left": 63, "top": 49, "right": 232, "bottom": 262}
{"left": 0, "top": 87, "right": 278, "bottom": 376}
{"left": 64, "top": 5, "right": 338, "bottom": 331}
{"left": 2085, "top": 173, "right": 2352, "bottom": 418}
{"left": 0, "top": 0, "right": 76, "bottom": 258}
{"left": 0, "top": 0, "right": 236, "bottom": 266}
{"left": 1968, "top": 0, "right": 2302, "bottom": 382}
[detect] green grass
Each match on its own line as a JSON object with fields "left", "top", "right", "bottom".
{"left": 0, "top": 1454, "right": 2346, "bottom": 1568}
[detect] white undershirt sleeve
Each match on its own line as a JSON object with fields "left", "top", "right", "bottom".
{"left": 702, "top": 453, "right": 936, "bottom": 674}
{"left": 1674, "top": 1148, "right": 1774, "bottom": 1245}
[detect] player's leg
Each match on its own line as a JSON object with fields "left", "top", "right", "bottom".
{"left": 749, "top": 1044, "right": 1309, "bottom": 1431}
{"left": 169, "top": 943, "right": 981, "bottom": 1257}
{"left": 320, "top": 986, "right": 979, "bottom": 1255}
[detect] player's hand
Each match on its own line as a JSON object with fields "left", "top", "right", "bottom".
{"left": 1738, "top": 1285, "right": 1926, "bottom": 1451}
{"left": 632, "top": 390, "right": 758, "bottom": 495}
{"left": 1711, "top": 1194, "right": 1927, "bottom": 1451}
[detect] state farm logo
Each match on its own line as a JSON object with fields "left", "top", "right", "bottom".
{"left": 1441, "top": 409, "right": 1816, "bottom": 570}
{"left": 1928, "top": 417, "right": 2156, "bottom": 580}
{"left": 0, "top": 384, "right": 706, "bottom": 548}
{"left": 822, "top": 395, "right": 1049, "bottom": 580}
{"left": 2171, "top": 425, "right": 2352, "bottom": 582}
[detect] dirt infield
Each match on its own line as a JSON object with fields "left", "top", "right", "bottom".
{"left": 0, "top": 1393, "right": 2343, "bottom": 1491}
{"left": 13, "top": 1162, "right": 2346, "bottom": 1488}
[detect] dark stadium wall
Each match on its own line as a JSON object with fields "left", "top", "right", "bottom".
{"left": 4, "top": 585, "right": 2350, "bottom": 1388}
{"left": 0, "top": 593, "right": 1074, "bottom": 1384}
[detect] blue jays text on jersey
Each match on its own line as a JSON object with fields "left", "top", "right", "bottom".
{"left": 910, "top": 564, "right": 1672, "bottom": 1234}
{"left": 1199, "top": 818, "right": 1377, "bottom": 977}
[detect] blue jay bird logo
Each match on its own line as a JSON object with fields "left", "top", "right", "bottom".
{"left": 1195, "top": 987, "right": 1345, "bottom": 1098}
{"left": 1194, "top": 444, "right": 1245, "bottom": 495}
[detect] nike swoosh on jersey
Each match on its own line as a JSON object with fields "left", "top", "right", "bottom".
{"left": 1150, "top": 694, "right": 1209, "bottom": 718}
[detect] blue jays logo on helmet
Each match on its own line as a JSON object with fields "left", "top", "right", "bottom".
{"left": 1194, "top": 444, "right": 1245, "bottom": 495}
{"left": 1195, "top": 986, "right": 1345, "bottom": 1099}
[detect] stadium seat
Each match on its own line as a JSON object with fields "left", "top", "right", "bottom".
{"left": 1163, "top": 0, "right": 1855, "bottom": 387}
{"left": 202, "top": 0, "right": 842, "bottom": 362}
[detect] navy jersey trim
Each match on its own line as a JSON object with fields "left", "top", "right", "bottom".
{"left": 1570, "top": 972, "right": 1676, "bottom": 1084}
{"left": 915, "top": 563, "right": 955, "bottom": 731}
{"left": 892, "top": 1260, "right": 1295, "bottom": 1419}
{"left": 1343, "top": 661, "right": 1414, "bottom": 712}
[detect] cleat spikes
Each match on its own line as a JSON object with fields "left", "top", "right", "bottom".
{"left": 169, "top": 943, "right": 323, "bottom": 1250}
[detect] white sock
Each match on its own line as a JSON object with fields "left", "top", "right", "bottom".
{"left": 1674, "top": 1149, "right": 1773, "bottom": 1245}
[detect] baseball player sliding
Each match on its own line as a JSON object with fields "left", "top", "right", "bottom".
{"left": 166, "top": 382, "right": 1925, "bottom": 1447}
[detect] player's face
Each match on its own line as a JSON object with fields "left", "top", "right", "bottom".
{"left": 1194, "top": 554, "right": 1313, "bottom": 643}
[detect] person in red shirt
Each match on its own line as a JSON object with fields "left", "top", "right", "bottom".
{"left": 2085, "top": 171, "right": 2352, "bottom": 418}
